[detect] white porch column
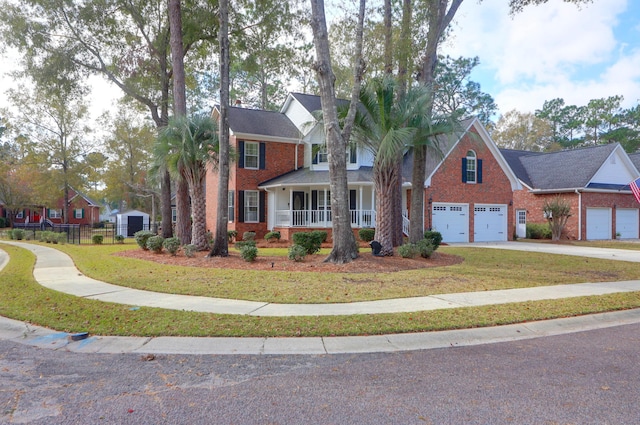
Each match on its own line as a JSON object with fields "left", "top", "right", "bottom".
{"left": 323, "top": 187, "right": 328, "bottom": 227}
{"left": 359, "top": 186, "right": 363, "bottom": 226}
{"left": 371, "top": 189, "right": 375, "bottom": 227}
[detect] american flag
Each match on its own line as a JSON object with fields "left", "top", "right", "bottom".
{"left": 631, "top": 177, "right": 640, "bottom": 204}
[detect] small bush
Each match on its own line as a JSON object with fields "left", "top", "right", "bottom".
{"left": 115, "top": 234, "right": 125, "bottom": 244}
{"left": 183, "top": 244, "right": 197, "bottom": 258}
{"left": 239, "top": 245, "right": 258, "bottom": 262}
{"left": 92, "top": 234, "right": 104, "bottom": 245}
{"left": 57, "top": 233, "right": 67, "bottom": 244}
{"left": 35, "top": 231, "right": 43, "bottom": 242}
{"left": 264, "top": 231, "right": 281, "bottom": 242}
{"left": 163, "top": 237, "right": 180, "bottom": 256}
{"left": 526, "top": 223, "right": 552, "bottom": 239}
{"left": 235, "top": 240, "right": 256, "bottom": 250}
{"left": 146, "top": 235, "right": 165, "bottom": 253}
{"left": 358, "top": 228, "right": 375, "bottom": 242}
{"left": 242, "top": 231, "right": 256, "bottom": 241}
{"left": 423, "top": 230, "right": 443, "bottom": 250}
{"left": 134, "top": 230, "right": 155, "bottom": 250}
{"left": 311, "top": 230, "right": 328, "bottom": 243}
{"left": 24, "top": 231, "right": 33, "bottom": 241}
{"left": 288, "top": 244, "right": 307, "bottom": 262}
{"left": 12, "top": 229, "right": 25, "bottom": 240}
{"left": 206, "top": 231, "right": 214, "bottom": 249}
{"left": 397, "top": 243, "right": 418, "bottom": 259}
{"left": 227, "top": 230, "right": 238, "bottom": 243}
{"left": 0, "top": 217, "right": 6, "bottom": 228}
{"left": 416, "top": 239, "right": 434, "bottom": 258}
{"left": 292, "top": 231, "right": 323, "bottom": 255}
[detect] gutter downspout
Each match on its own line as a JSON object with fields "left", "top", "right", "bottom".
{"left": 575, "top": 189, "right": 582, "bottom": 241}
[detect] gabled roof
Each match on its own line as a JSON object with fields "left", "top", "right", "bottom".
{"left": 628, "top": 152, "right": 640, "bottom": 171}
{"left": 502, "top": 143, "right": 633, "bottom": 191}
{"left": 258, "top": 167, "right": 374, "bottom": 188}
{"left": 287, "top": 93, "right": 351, "bottom": 115}
{"left": 69, "top": 187, "right": 102, "bottom": 207}
{"left": 216, "top": 106, "right": 301, "bottom": 141}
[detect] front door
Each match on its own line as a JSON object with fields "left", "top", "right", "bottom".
{"left": 516, "top": 209, "right": 527, "bottom": 238}
{"left": 292, "top": 191, "right": 307, "bottom": 226}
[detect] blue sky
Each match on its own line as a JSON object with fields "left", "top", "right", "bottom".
{"left": 443, "top": 0, "right": 640, "bottom": 115}
{"left": 1, "top": 0, "right": 638, "bottom": 122}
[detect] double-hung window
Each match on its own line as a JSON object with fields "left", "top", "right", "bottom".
{"left": 465, "top": 150, "right": 477, "bottom": 183}
{"left": 228, "top": 191, "right": 235, "bottom": 223}
{"left": 244, "top": 142, "right": 259, "bottom": 169}
{"left": 244, "top": 190, "right": 259, "bottom": 223}
{"left": 74, "top": 208, "right": 84, "bottom": 219}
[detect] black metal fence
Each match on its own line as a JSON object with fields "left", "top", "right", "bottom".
{"left": 13, "top": 222, "right": 158, "bottom": 245}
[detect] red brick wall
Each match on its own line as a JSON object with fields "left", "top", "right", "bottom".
{"left": 205, "top": 135, "right": 304, "bottom": 239}
{"left": 513, "top": 190, "right": 636, "bottom": 240}
{"left": 425, "top": 129, "right": 515, "bottom": 241}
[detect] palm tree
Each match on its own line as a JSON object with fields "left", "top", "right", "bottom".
{"left": 153, "top": 115, "right": 219, "bottom": 250}
{"left": 350, "top": 77, "right": 457, "bottom": 256}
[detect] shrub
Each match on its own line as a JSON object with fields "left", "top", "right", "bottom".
{"left": 92, "top": 234, "right": 104, "bottom": 245}
{"left": 416, "top": 239, "right": 435, "bottom": 258}
{"left": 163, "top": 237, "right": 180, "bottom": 256}
{"left": 526, "top": 223, "right": 552, "bottom": 239}
{"left": 397, "top": 243, "right": 418, "bottom": 259}
{"left": 235, "top": 240, "right": 256, "bottom": 250}
{"left": 206, "top": 231, "right": 214, "bottom": 248}
{"left": 292, "top": 231, "right": 323, "bottom": 255}
{"left": 288, "top": 244, "right": 307, "bottom": 262}
{"left": 264, "top": 231, "right": 281, "bottom": 242}
{"left": 242, "top": 231, "right": 256, "bottom": 241}
{"left": 239, "top": 245, "right": 258, "bottom": 262}
{"left": 227, "top": 230, "right": 238, "bottom": 243}
{"left": 12, "top": 229, "right": 24, "bottom": 240}
{"left": 183, "top": 244, "right": 197, "bottom": 258}
{"left": 35, "top": 231, "right": 42, "bottom": 242}
{"left": 423, "top": 230, "right": 443, "bottom": 250}
{"left": 146, "top": 235, "right": 165, "bottom": 253}
{"left": 311, "top": 230, "right": 328, "bottom": 243}
{"left": 24, "top": 231, "right": 33, "bottom": 241}
{"left": 134, "top": 230, "right": 155, "bottom": 250}
{"left": 115, "top": 234, "right": 125, "bottom": 244}
{"left": 358, "top": 228, "right": 375, "bottom": 242}
{"left": 56, "top": 232, "right": 67, "bottom": 244}
{"left": 0, "top": 217, "right": 6, "bottom": 228}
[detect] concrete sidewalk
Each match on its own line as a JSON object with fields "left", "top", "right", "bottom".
{"left": 1, "top": 241, "right": 640, "bottom": 354}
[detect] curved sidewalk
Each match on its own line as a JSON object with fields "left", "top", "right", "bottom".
{"left": 1, "top": 241, "right": 640, "bottom": 355}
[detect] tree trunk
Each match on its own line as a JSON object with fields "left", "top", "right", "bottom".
{"left": 175, "top": 179, "right": 191, "bottom": 243}
{"left": 309, "top": 0, "right": 360, "bottom": 264}
{"left": 392, "top": 154, "right": 404, "bottom": 246}
{"left": 209, "top": 0, "right": 230, "bottom": 257}
{"left": 160, "top": 170, "right": 172, "bottom": 237}
{"left": 189, "top": 178, "right": 208, "bottom": 250}
{"left": 410, "top": 0, "right": 463, "bottom": 243}
{"left": 374, "top": 163, "right": 397, "bottom": 256}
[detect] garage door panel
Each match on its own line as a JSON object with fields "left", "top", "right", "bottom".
{"left": 616, "top": 209, "right": 639, "bottom": 239}
{"left": 586, "top": 208, "right": 612, "bottom": 240}
{"left": 432, "top": 204, "right": 469, "bottom": 243}
{"left": 474, "top": 205, "right": 507, "bottom": 242}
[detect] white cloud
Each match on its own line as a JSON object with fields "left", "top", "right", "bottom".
{"left": 443, "top": 0, "right": 636, "bottom": 114}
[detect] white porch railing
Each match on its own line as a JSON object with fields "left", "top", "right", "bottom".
{"left": 275, "top": 209, "right": 376, "bottom": 228}
{"left": 402, "top": 213, "right": 410, "bottom": 236}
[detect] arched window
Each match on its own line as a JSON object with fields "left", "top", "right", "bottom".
{"left": 465, "top": 150, "right": 476, "bottom": 183}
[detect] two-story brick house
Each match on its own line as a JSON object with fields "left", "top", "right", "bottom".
{"left": 206, "top": 93, "right": 640, "bottom": 243}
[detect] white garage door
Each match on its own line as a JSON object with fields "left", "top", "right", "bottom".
{"left": 586, "top": 208, "right": 612, "bottom": 240}
{"left": 616, "top": 208, "right": 639, "bottom": 239}
{"left": 474, "top": 204, "right": 508, "bottom": 242}
{"left": 432, "top": 203, "right": 469, "bottom": 243}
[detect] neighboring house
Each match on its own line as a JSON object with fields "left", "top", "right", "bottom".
{"left": 502, "top": 143, "right": 640, "bottom": 240}
{"left": 11, "top": 187, "right": 102, "bottom": 226}
{"left": 205, "top": 92, "right": 640, "bottom": 243}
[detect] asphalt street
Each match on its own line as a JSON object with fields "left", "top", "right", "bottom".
{"left": 2, "top": 322, "right": 639, "bottom": 424}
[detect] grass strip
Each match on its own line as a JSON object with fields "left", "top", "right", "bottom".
{"left": 1, "top": 244, "right": 640, "bottom": 337}
{"left": 47, "top": 242, "right": 640, "bottom": 304}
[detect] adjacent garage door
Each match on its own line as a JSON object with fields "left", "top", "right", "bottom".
{"left": 432, "top": 203, "right": 469, "bottom": 243}
{"left": 586, "top": 208, "right": 612, "bottom": 240}
{"left": 474, "top": 204, "right": 508, "bottom": 242}
{"left": 616, "top": 208, "right": 639, "bottom": 239}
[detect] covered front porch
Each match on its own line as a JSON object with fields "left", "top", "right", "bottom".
{"left": 264, "top": 185, "right": 376, "bottom": 230}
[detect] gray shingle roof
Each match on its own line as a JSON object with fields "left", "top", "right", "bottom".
{"left": 628, "top": 152, "right": 640, "bottom": 171}
{"left": 228, "top": 107, "right": 301, "bottom": 140}
{"left": 501, "top": 144, "right": 618, "bottom": 190}
{"left": 259, "top": 167, "right": 374, "bottom": 188}
{"left": 290, "top": 93, "right": 350, "bottom": 116}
